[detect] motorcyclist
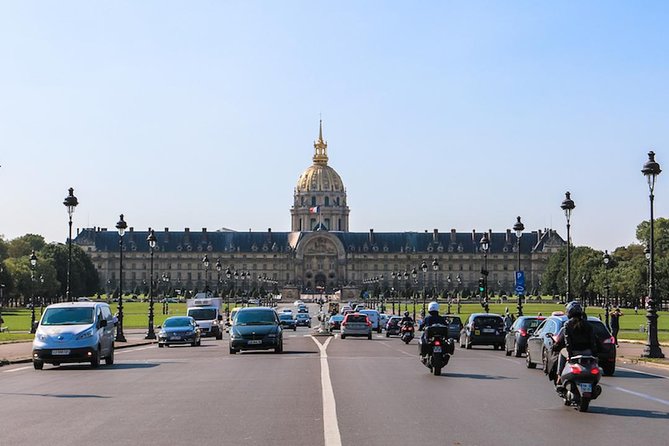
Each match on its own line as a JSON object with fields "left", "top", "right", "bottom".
{"left": 549, "top": 301, "right": 598, "bottom": 388}
{"left": 400, "top": 311, "right": 414, "bottom": 326}
{"left": 419, "top": 302, "right": 448, "bottom": 330}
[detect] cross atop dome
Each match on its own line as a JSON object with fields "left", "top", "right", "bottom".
{"left": 313, "top": 120, "right": 328, "bottom": 165}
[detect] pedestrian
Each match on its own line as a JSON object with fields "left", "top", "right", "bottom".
{"left": 610, "top": 307, "right": 623, "bottom": 346}
{"left": 634, "top": 305, "right": 638, "bottom": 315}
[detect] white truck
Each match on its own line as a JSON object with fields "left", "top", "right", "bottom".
{"left": 186, "top": 295, "right": 224, "bottom": 339}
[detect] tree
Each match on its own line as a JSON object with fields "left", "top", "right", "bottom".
{"left": 636, "top": 217, "right": 669, "bottom": 256}
{"left": 7, "top": 234, "right": 46, "bottom": 258}
{"left": 40, "top": 243, "right": 99, "bottom": 299}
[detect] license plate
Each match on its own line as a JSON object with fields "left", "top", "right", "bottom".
{"left": 433, "top": 346, "right": 442, "bottom": 353}
{"left": 248, "top": 340, "right": 262, "bottom": 345}
{"left": 169, "top": 336, "right": 181, "bottom": 340}
{"left": 578, "top": 383, "right": 592, "bottom": 393}
{"left": 52, "top": 350, "right": 70, "bottom": 355}
{"left": 474, "top": 330, "right": 480, "bottom": 335}
{"left": 483, "top": 329, "right": 495, "bottom": 333}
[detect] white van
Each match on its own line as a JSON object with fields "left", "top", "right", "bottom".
{"left": 358, "top": 309, "right": 382, "bottom": 333}
{"left": 32, "top": 302, "right": 116, "bottom": 370}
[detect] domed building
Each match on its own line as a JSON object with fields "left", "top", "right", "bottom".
{"left": 75, "top": 122, "right": 564, "bottom": 304}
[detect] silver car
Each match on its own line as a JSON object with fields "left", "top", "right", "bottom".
{"left": 340, "top": 313, "right": 373, "bottom": 340}
{"left": 32, "top": 302, "right": 116, "bottom": 369}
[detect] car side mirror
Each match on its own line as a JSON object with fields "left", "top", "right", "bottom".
{"left": 157, "top": 325, "right": 162, "bottom": 329}
{"left": 99, "top": 319, "right": 108, "bottom": 328}
{"left": 217, "top": 315, "right": 223, "bottom": 321}
{"left": 545, "top": 332, "right": 554, "bottom": 338}
{"left": 32, "top": 321, "right": 39, "bottom": 332}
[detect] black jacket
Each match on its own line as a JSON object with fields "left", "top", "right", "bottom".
{"left": 419, "top": 313, "right": 448, "bottom": 330}
{"left": 552, "top": 317, "right": 598, "bottom": 356}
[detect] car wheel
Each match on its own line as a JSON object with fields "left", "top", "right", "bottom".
{"left": 191, "top": 340, "right": 197, "bottom": 347}
{"left": 526, "top": 350, "right": 536, "bottom": 369}
{"left": 293, "top": 327, "right": 297, "bottom": 331}
{"left": 514, "top": 343, "right": 522, "bottom": 358}
{"left": 216, "top": 332, "right": 223, "bottom": 340}
{"left": 466, "top": 337, "right": 472, "bottom": 349}
{"left": 229, "top": 346, "right": 237, "bottom": 355}
{"left": 90, "top": 349, "right": 100, "bottom": 368}
{"left": 53, "top": 362, "right": 60, "bottom": 366}
{"left": 341, "top": 334, "right": 346, "bottom": 339}
{"left": 386, "top": 332, "right": 390, "bottom": 338}
{"left": 33, "top": 360, "right": 44, "bottom": 370}
{"left": 541, "top": 348, "right": 548, "bottom": 372}
{"left": 105, "top": 346, "right": 114, "bottom": 366}
{"left": 602, "top": 363, "right": 615, "bottom": 376}
{"left": 368, "top": 333, "right": 372, "bottom": 340}
{"left": 197, "top": 339, "right": 201, "bottom": 346}
{"left": 275, "top": 340, "right": 283, "bottom": 354}
{"left": 158, "top": 343, "right": 164, "bottom": 348}
{"left": 505, "top": 344, "right": 512, "bottom": 356}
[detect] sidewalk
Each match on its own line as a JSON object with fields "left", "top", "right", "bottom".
{"left": 0, "top": 329, "right": 156, "bottom": 366}
{"left": 615, "top": 338, "right": 669, "bottom": 369}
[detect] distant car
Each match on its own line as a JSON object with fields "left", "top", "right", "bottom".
{"left": 293, "top": 300, "right": 305, "bottom": 306}
{"left": 526, "top": 314, "right": 616, "bottom": 376}
{"left": 229, "top": 307, "right": 283, "bottom": 354}
{"left": 385, "top": 316, "right": 402, "bottom": 337}
{"left": 352, "top": 304, "right": 366, "bottom": 312}
{"left": 279, "top": 313, "right": 297, "bottom": 331}
{"left": 504, "top": 316, "right": 545, "bottom": 357}
{"left": 341, "top": 313, "right": 373, "bottom": 340}
{"left": 444, "top": 315, "right": 463, "bottom": 340}
{"left": 297, "top": 306, "right": 309, "bottom": 314}
{"left": 379, "top": 313, "right": 390, "bottom": 328}
{"left": 459, "top": 313, "right": 506, "bottom": 350}
{"left": 158, "top": 316, "right": 201, "bottom": 348}
{"left": 281, "top": 308, "right": 293, "bottom": 314}
{"left": 358, "top": 309, "right": 382, "bottom": 333}
{"left": 328, "top": 314, "right": 345, "bottom": 330}
{"left": 295, "top": 313, "right": 312, "bottom": 327}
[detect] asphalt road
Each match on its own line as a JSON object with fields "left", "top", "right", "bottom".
{"left": 1, "top": 313, "right": 668, "bottom": 446}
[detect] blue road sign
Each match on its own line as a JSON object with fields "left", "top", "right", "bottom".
{"left": 515, "top": 271, "right": 525, "bottom": 295}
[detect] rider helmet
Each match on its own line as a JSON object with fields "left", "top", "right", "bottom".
{"left": 403, "top": 311, "right": 409, "bottom": 317}
{"left": 428, "top": 301, "right": 440, "bottom": 313}
{"left": 566, "top": 301, "right": 583, "bottom": 319}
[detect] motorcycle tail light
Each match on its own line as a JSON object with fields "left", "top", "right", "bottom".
{"left": 434, "top": 339, "right": 441, "bottom": 346}
{"left": 591, "top": 368, "right": 600, "bottom": 375}
{"left": 518, "top": 328, "right": 527, "bottom": 337}
{"left": 603, "top": 336, "right": 615, "bottom": 344}
{"left": 569, "top": 365, "right": 582, "bottom": 374}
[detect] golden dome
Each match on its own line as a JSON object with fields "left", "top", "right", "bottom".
{"left": 295, "top": 120, "right": 345, "bottom": 193}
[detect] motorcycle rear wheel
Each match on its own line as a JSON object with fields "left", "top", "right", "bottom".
{"left": 433, "top": 366, "right": 441, "bottom": 376}
{"left": 578, "top": 397, "right": 590, "bottom": 412}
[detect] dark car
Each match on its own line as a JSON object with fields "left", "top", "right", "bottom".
{"left": 525, "top": 314, "right": 617, "bottom": 376}
{"left": 158, "top": 316, "right": 201, "bottom": 347}
{"left": 328, "top": 314, "right": 344, "bottom": 331}
{"left": 504, "top": 316, "right": 545, "bottom": 357}
{"left": 385, "top": 316, "right": 402, "bottom": 337}
{"left": 279, "top": 313, "right": 297, "bottom": 331}
{"left": 229, "top": 307, "right": 283, "bottom": 354}
{"left": 445, "top": 315, "right": 463, "bottom": 340}
{"left": 459, "top": 313, "right": 505, "bottom": 350}
{"left": 295, "top": 313, "right": 312, "bottom": 327}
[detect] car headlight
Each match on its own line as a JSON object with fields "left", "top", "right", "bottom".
{"left": 76, "top": 328, "right": 95, "bottom": 340}
{"left": 36, "top": 332, "right": 48, "bottom": 342}
{"left": 231, "top": 330, "right": 242, "bottom": 339}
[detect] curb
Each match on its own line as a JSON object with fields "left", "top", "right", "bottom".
{"left": 1, "top": 340, "right": 157, "bottom": 366}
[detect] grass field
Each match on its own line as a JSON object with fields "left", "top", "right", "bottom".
{"left": 2, "top": 300, "right": 668, "bottom": 343}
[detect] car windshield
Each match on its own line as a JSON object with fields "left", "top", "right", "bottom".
{"left": 41, "top": 307, "right": 95, "bottom": 326}
{"left": 474, "top": 317, "right": 503, "bottom": 327}
{"left": 347, "top": 315, "right": 367, "bottom": 323}
{"left": 164, "top": 318, "right": 192, "bottom": 328}
{"left": 236, "top": 310, "right": 277, "bottom": 325}
{"left": 187, "top": 308, "right": 217, "bottom": 320}
{"left": 279, "top": 314, "right": 293, "bottom": 320}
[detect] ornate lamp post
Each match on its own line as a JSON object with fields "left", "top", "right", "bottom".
{"left": 420, "top": 261, "right": 428, "bottom": 314}
{"left": 480, "top": 233, "right": 490, "bottom": 313}
{"left": 63, "top": 187, "right": 79, "bottom": 302}
{"left": 603, "top": 250, "right": 611, "bottom": 331}
{"left": 161, "top": 273, "right": 170, "bottom": 314}
{"left": 225, "top": 267, "right": 232, "bottom": 317}
{"left": 641, "top": 151, "right": 664, "bottom": 358}
{"left": 115, "top": 214, "right": 128, "bottom": 342}
{"left": 216, "top": 259, "right": 222, "bottom": 296}
{"left": 411, "top": 268, "right": 418, "bottom": 319}
{"left": 403, "top": 270, "right": 409, "bottom": 312}
{"left": 560, "top": 192, "right": 575, "bottom": 302}
{"left": 145, "top": 229, "right": 157, "bottom": 340}
{"left": 390, "top": 271, "right": 397, "bottom": 315}
{"left": 432, "top": 258, "right": 439, "bottom": 302}
{"left": 513, "top": 216, "right": 525, "bottom": 316}
{"left": 202, "top": 254, "right": 210, "bottom": 296}
{"left": 446, "top": 274, "right": 452, "bottom": 313}
{"left": 29, "top": 250, "right": 38, "bottom": 333}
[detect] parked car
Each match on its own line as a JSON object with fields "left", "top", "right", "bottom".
{"left": 504, "top": 315, "right": 545, "bottom": 357}
{"left": 229, "top": 307, "right": 283, "bottom": 354}
{"left": 444, "top": 314, "right": 463, "bottom": 340}
{"left": 358, "top": 309, "right": 382, "bottom": 333}
{"left": 385, "top": 316, "right": 402, "bottom": 337}
{"left": 328, "top": 314, "right": 345, "bottom": 331}
{"left": 525, "top": 314, "right": 617, "bottom": 375}
{"left": 341, "top": 313, "right": 373, "bottom": 340}
{"left": 459, "top": 313, "right": 506, "bottom": 350}
{"left": 279, "top": 313, "right": 297, "bottom": 331}
{"left": 158, "top": 316, "right": 201, "bottom": 347}
{"left": 32, "top": 301, "right": 116, "bottom": 369}
{"left": 295, "top": 313, "right": 312, "bottom": 327}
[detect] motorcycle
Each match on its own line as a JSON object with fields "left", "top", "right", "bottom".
{"left": 400, "top": 321, "right": 415, "bottom": 344}
{"left": 419, "top": 324, "right": 454, "bottom": 376}
{"left": 556, "top": 354, "right": 602, "bottom": 412}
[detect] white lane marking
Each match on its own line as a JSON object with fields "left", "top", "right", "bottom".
{"left": 610, "top": 385, "right": 669, "bottom": 407}
{"left": 2, "top": 366, "right": 32, "bottom": 373}
{"left": 378, "top": 341, "right": 415, "bottom": 358}
{"left": 115, "top": 346, "right": 155, "bottom": 354}
{"left": 310, "top": 336, "right": 342, "bottom": 446}
{"left": 617, "top": 366, "right": 669, "bottom": 380}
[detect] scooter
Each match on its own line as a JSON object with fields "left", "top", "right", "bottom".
{"left": 400, "top": 322, "right": 415, "bottom": 344}
{"left": 419, "top": 324, "right": 454, "bottom": 376}
{"left": 556, "top": 354, "right": 602, "bottom": 412}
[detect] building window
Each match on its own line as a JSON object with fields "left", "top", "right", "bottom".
{"left": 325, "top": 196, "right": 330, "bottom": 206}
{"left": 311, "top": 196, "right": 317, "bottom": 206}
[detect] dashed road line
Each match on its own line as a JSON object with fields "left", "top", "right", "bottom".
{"left": 310, "top": 336, "right": 342, "bottom": 446}
{"left": 2, "top": 366, "right": 31, "bottom": 373}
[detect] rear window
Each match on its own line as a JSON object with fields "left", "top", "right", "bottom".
{"left": 588, "top": 321, "right": 611, "bottom": 339}
{"left": 279, "top": 314, "right": 294, "bottom": 320}
{"left": 473, "top": 316, "right": 503, "bottom": 327}
{"left": 346, "top": 315, "right": 368, "bottom": 323}
{"left": 448, "top": 317, "right": 462, "bottom": 325}
{"left": 522, "top": 319, "right": 543, "bottom": 329}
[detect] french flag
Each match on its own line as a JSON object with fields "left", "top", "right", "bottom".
{"left": 309, "top": 206, "right": 320, "bottom": 214}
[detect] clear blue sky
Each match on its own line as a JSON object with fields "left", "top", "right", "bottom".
{"left": 1, "top": 1, "right": 668, "bottom": 251}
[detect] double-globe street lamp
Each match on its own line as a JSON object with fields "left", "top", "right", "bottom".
{"left": 216, "top": 259, "right": 222, "bottom": 296}
{"left": 641, "top": 151, "right": 664, "bottom": 358}
{"left": 411, "top": 268, "right": 418, "bottom": 319}
{"left": 603, "top": 250, "right": 611, "bottom": 331}
{"left": 560, "top": 192, "right": 576, "bottom": 303}
{"left": 29, "top": 250, "right": 38, "bottom": 333}
{"left": 513, "top": 216, "right": 525, "bottom": 316}
{"left": 432, "top": 258, "right": 439, "bottom": 303}
{"left": 115, "top": 214, "right": 128, "bottom": 342}
{"left": 146, "top": 229, "right": 157, "bottom": 340}
{"left": 480, "top": 233, "right": 490, "bottom": 313}
{"left": 420, "top": 261, "right": 428, "bottom": 314}
{"left": 63, "top": 187, "right": 79, "bottom": 302}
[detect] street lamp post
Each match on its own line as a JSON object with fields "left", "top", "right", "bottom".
{"left": 421, "top": 261, "right": 428, "bottom": 314}
{"left": 202, "top": 255, "right": 210, "bottom": 296}
{"left": 480, "top": 233, "right": 490, "bottom": 313}
{"left": 432, "top": 259, "right": 439, "bottom": 303}
{"left": 641, "top": 151, "right": 665, "bottom": 358}
{"left": 146, "top": 229, "right": 157, "bottom": 340}
{"left": 391, "top": 271, "right": 397, "bottom": 315}
{"left": 603, "top": 250, "right": 611, "bottom": 331}
{"left": 513, "top": 216, "right": 525, "bottom": 316}
{"left": 63, "top": 187, "right": 79, "bottom": 302}
{"left": 403, "top": 271, "right": 409, "bottom": 312}
{"left": 446, "top": 274, "right": 452, "bottom": 313}
{"left": 560, "top": 192, "right": 576, "bottom": 303}
{"left": 115, "top": 214, "right": 128, "bottom": 342}
{"left": 216, "top": 259, "right": 222, "bottom": 297}
{"left": 411, "top": 268, "right": 418, "bottom": 320}
{"left": 225, "top": 267, "right": 232, "bottom": 318}
{"left": 29, "top": 250, "right": 37, "bottom": 333}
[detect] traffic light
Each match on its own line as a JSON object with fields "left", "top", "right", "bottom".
{"left": 478, "top": 278, "right": 485, "bottom": 294}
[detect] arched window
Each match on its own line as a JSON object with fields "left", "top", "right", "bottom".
{"left": 338, "top": 218, "right": 342, "bottom": 230}
{"left": 324, "top": 196, "right": 330, "bottom": 206}
{"left": 311, "top": 196, "right": 317, "bottom": 206}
